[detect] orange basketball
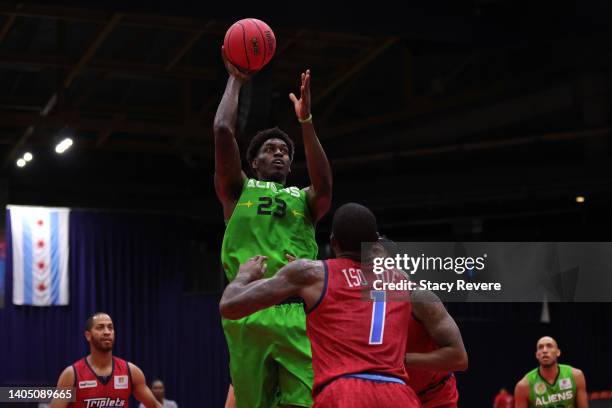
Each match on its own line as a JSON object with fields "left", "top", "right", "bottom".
{"left": 223, "top": 18, "right": 276, "bottom": 72}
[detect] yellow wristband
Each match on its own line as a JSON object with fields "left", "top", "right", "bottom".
{"left": 298, "top": 113, "right": 313, "bottom": 123}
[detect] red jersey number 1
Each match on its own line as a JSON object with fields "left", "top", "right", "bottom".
{"left": 369, "top": 290, "right": 386, "bottom": 345}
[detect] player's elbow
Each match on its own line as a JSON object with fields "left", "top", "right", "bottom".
{"left": 455, "top": 350, "right": 468, "bottom": 371}
{"left": 448, "top": 347, "right": 468, "bottom": 371}
{"left": 219, "top": 299, "right": 243, "bottom": 320}
{"left": 213, "top": 122, "right": 234, "bottom": 140}
{"left": 219, "top": 299, "right": 234, "bottom": 319}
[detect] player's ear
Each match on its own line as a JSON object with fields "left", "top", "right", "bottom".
{"left": 84, "top": 330, "right": 91, "bottom": 342}
{"left": 557, "top": 348, "right": 561, "bottom": 357}
{"left": 371, "top": 242, "right": 384, "bottom": 258}
{"left": 330, "top": 234, "right": 339, "bottom": 255}
{"left": 251, "top": 159, "right": 258, "bottom": 171}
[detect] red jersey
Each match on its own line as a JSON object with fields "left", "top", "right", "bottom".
{"left": 307, "top": 258, "right": 412, "bottom": 396}
{"left": 406, "top": 315, "right": 453, "bottom": 393}
{"left": 72, "top": 356, "right": 132, "bottom": 408}
{"left": 406, "top": 312, "right": 459, "bottom": 407}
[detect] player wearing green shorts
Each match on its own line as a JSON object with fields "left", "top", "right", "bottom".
{"left": 514, "top": 336, "right": 588, "bottom": 408}
{"left": 214, "top": 48, "right": 332, "bottom": 408}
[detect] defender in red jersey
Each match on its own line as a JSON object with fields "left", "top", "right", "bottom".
{"left": 374, "top": 237, "right": 468, "bottom": 408}
{"left": 50, "top": 313, "right": 161, "bottom": 408}
{"left": 405, "top": 297, "right": 466, "bottom": 408}
{"left": 220, "top": 203, "right": 421, "bottom": 407}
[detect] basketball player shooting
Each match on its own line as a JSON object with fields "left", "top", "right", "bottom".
{"left": 214, "top": 46, "right": 332, "bottom": 408}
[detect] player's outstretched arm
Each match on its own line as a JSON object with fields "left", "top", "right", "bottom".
{"left": 214, "top": 47, "right": 251, "bottom": 216}
{"left": 130, "top": 363, "right": 162, "bottom": 408}
{"left": 514, "top": 378, "right": 529, "bottom": 408}
{"left": 220, "top": 256, "right": 321, "bottom": 319}
{"left": 406, "top": 290, "right": 468, "bottom": 372}
{"left": 49, "top": 366, "right": 74, "bottom": 408}
{"left": 573, "top": 368, "right": 589, "bottom": 408}
{"left": 289, "top": 69, "right": 332, "bottom": 222}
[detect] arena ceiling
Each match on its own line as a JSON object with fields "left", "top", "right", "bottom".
{"left": 1, "top": 1, "right": 612, "bottom": 238}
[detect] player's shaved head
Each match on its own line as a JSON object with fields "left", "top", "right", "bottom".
{"left": 536, "top": 336, "right": 558, "bottom": 349}
{"left": 535, "top": 335, "right": 561, "bottom": 368}
{"left": 331, "top": 203, "right": 378, "bottom": 252}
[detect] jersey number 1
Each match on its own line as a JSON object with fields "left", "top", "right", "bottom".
{"left": 369, "top": 290, "right": 387, "bottom": 345}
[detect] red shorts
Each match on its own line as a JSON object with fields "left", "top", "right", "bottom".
{"left": 314, "top": 377, "right": 421, "bottom": 408}
{"left": 418, "top": 374, "right": 459, "bottom": 408}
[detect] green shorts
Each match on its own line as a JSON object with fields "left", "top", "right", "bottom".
{"left": 222, "top": 302, "right": 313, "bottom": 408}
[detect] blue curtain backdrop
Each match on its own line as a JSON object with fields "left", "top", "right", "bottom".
{"left": 0, "top": 209, "right": 229, "bottom": 407}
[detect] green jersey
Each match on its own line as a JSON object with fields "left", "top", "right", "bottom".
{"left": 221, "top": 178, "right": 318, "bottom": 281}
{"left": 527, "top": 364, "right": 577, "bottom": 407}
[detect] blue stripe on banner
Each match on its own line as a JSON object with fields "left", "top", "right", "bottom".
{"left": 22, "top": 218, "right": 32, "bottom": 304}
{"left": 50, "top": 211, "right": 59, "bottom": 305}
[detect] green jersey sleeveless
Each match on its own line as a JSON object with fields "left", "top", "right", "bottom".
{"left": 527, "top": 364, "right": 577, "bottom": 407}
{"left": 221, "top": 178, "right": 318, "bottom": 281}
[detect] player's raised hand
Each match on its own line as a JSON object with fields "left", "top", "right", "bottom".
{"left": 285, "top": 253, "right": 297, "bottom": 262}
{"left": 221, "top": 46, "right": 254, "bottom": 84}
{"left": 237, "top": 255, "right": 267, "bottom": 281}
{"left": 289, "top": 69, "right": 312, "bottom": 122}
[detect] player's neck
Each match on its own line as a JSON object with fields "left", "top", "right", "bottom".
{"left": 256, "top": 173, "right": 286, "bottom": 185}
{"left": 539, "top": 363, "right": 559, "bottom": 382}
{"left": 336, "top": 251, "right": 361, "bottom": 261}
{"left": 88, "top": 350, "right": 113, "bottom": 370}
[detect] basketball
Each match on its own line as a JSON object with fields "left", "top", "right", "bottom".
{"left": 223, "top": 18, "right": 276, "bottom": 72}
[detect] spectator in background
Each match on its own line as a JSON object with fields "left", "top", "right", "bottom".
{"left": 493, "top": 387, "right": 514, "bottom": 408}
{"left": 139, "top": 379, "right": 178, "bottom": 408}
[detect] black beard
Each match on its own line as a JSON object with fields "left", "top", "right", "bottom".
{"left": 92, "top": 338, "right": 113, "bottom": 353}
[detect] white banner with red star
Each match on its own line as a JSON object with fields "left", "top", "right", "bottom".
{"left": 8, "top": 205, "right": 70, "bottom": 306}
